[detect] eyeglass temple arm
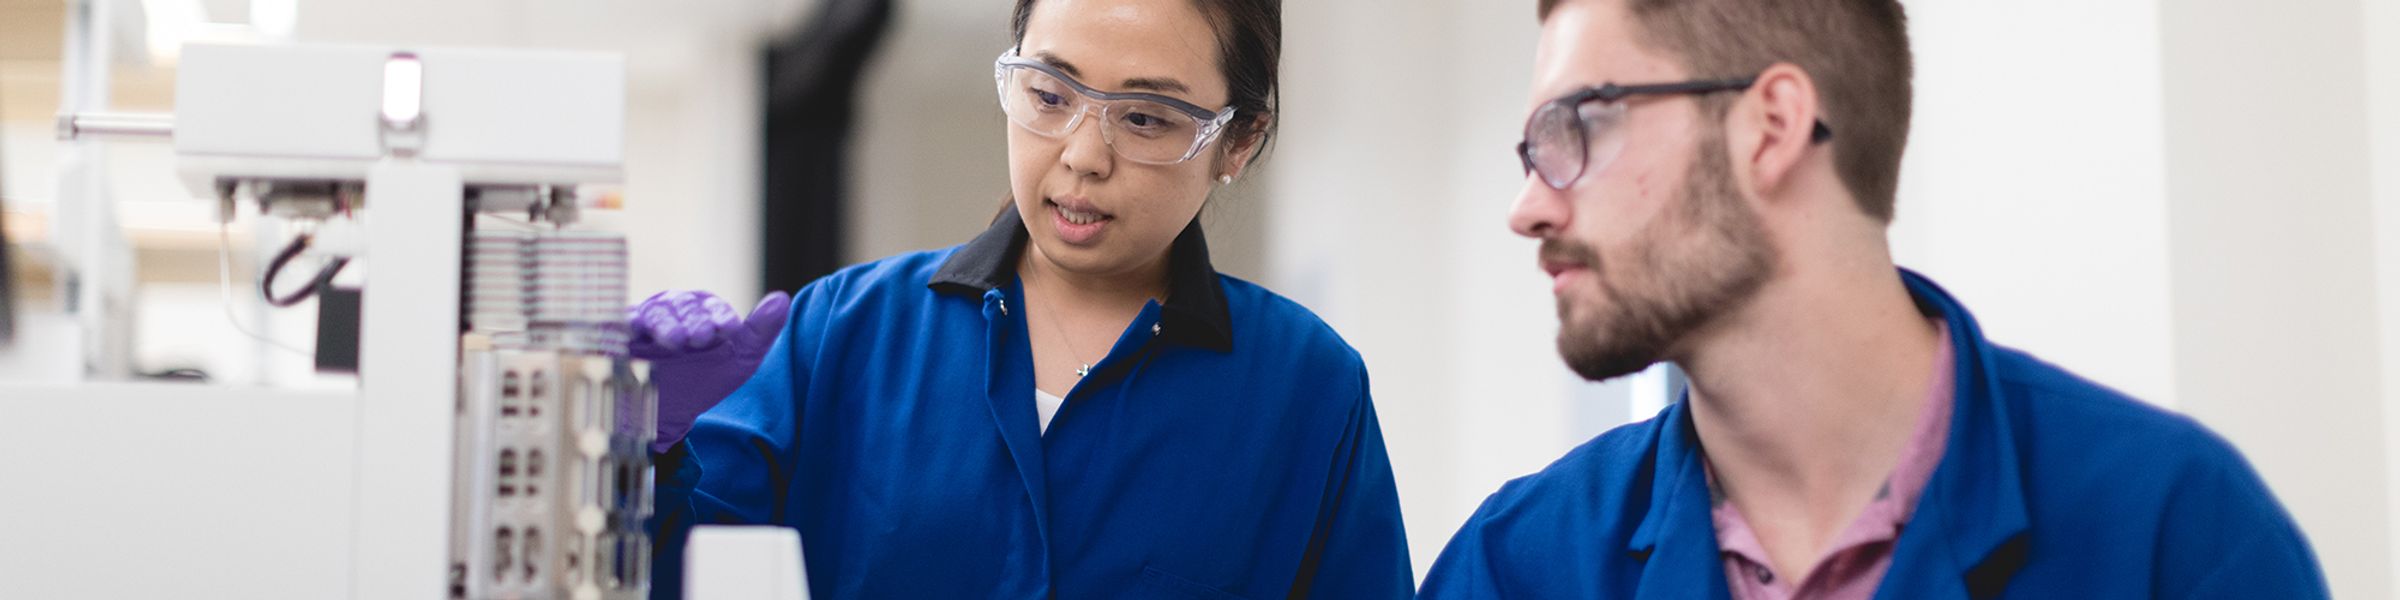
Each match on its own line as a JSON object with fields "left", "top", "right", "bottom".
{"left": 1606, "top": 79, "right": 1835, "bottom": 143}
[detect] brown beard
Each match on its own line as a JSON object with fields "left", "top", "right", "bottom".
{"left": 1552, "top": 125, "right": 1776, "bottom": 382}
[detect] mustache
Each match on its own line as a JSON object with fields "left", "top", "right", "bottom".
{"left": 1539, "top": 237, "right": 1599, "bottom": 271}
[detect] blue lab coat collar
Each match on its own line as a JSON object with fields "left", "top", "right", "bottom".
{"left": 1623, "top": 268, "right": 2032, "bottom": 598}
{"left": 928, "top": 207, "right": 1234, "bottom": 352}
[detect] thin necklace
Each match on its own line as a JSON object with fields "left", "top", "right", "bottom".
{"left": 1030, "top": 277, "right": 1095, "bottom": 378}
{"left": 1046, "top": 304, "right": 1094, "bottom": 378}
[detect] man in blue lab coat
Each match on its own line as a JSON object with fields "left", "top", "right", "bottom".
{"left": 1420, "top": 0, "right": 2328, "bottom": 597}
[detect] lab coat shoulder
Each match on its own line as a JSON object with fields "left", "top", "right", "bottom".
{"left": 1419, "top": 411, "right": 1668, "bottom": 598}
{"left": 1474, "top": 413, "right": 1662, "bottom": 531}
{"left": 767, "top": 247, "right": 981, "bottom": 374}
{"left": 736, "top": 247, "right": 965, "bottom": 384}
{"left": 1216, "top": 273, "right": 1369, "bottom": 393}
{"left": 1984, "top": 345, "right": 2330, "bottom": 598}
{"left": 787, "top": 247, "right": 966, "bottom": 330}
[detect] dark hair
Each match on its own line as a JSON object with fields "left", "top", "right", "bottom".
{"left": 1538, "top": 0, "right": 1913, "bottom": 222}
{"left": 1010, "top": 0, "right": 1281, "bottom": 169}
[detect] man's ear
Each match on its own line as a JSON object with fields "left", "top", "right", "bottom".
{"left": 1734, "top": 63, "right": 1822, "bottom": 198}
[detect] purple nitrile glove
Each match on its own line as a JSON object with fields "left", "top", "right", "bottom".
{"left": 628, "top": 289, "right": 793, "bottom": 454}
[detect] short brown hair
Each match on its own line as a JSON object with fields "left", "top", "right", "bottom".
{"left": 1540, "top": 0, "right": 1913, "bottom": 221}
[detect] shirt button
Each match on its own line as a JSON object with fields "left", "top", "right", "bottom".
{"left": 1151, "top": 323, "right": 1162, "bottom": 335}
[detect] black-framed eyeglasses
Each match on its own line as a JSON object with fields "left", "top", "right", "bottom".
{"left": 1516, "top": 77, "right": 1834, "bottom": 190}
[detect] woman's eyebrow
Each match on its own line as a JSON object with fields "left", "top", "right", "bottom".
{"left": 1034, "top": 51, "right": 1085, "bottom": 78}
{"left": 1119, "top": 77, "right": 1190, "bottom": 94}
{"left": 1034, "top": 51, "right": 1192, "bottom": 95}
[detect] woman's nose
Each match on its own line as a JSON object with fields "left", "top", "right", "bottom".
{"left": 1057, "top": 105, "right": 1115, "bottom": 179}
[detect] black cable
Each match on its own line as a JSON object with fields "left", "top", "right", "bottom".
{"left": 261, "top": 232, "right": 351, "bottom": 308}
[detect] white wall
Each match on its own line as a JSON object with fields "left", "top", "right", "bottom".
{"left": 2158, "top": 1, "right": 2389, "bottom": 596}
{"left": 2373, "top": 0, "right": 2400, "bottom": 590}
{"left": 1893, "top": 0, "right": 2175, "bottom": 404}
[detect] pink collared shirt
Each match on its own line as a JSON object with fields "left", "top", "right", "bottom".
{"left": 1705, "top": 324, "right": 1955, "bottom": 600}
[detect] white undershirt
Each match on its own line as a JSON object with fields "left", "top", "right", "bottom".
{"left": 1034, "top": 389, "right": 1065, "bottom": 435}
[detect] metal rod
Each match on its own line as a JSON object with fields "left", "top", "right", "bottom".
{"left": 55, "top": 111, "right": 176, "bottom": 141}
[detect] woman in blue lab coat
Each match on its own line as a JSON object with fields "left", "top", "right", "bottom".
{"left": 631, "top": 0, "right": 1411, "bottom": 597}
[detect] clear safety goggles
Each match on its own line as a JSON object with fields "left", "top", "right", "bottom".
{"left": 993, "top": 48, "right": 1240, "bottom": 165}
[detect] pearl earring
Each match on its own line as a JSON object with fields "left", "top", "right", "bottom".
{"left": 1218, "top": 174, "right": 1234, "bottom": 185}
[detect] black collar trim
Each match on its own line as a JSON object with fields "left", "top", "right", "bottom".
{"left": 929, "top": 208, "right": 1234, "bottom": 352}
